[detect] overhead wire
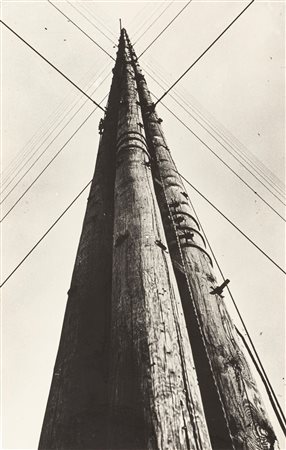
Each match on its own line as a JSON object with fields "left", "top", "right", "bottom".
{"left": 125, "top": 3, "right": 150, "bottom": 37}
{"left": 144, "top": 59, "right": 286, "bottom": 200}
{"left": 80, "top": 2, "right": 117, "bottom": 40}
{"left": 1, "top": 75, "right": 110, "bottom": 207}
{"left": 154, "top": 0, "right": 255, "bottom": 107}
{"left": 66, "top": 0, "right": 116, "bottom": 46}
{"left": 152, "top": 90, "right": 286, "bottom": 222}
{"left": 20, "top": 1, "right": 283, "bottom": 227}
{"left": 171, "top": 74, "right": 286, "bottom": 195}
{"left": 138, "top": 0, "right": 192, "bottom": 58}
{"left": 1, "top": 14, "right": 115, "bottom": 186}
{"left": 1, "top": 61, "right": 112, "bottom": 193}
{"left": 148, "top": 54, "right": 285, "bottom": 195}
{"left": 128, "top": 0, "right": 285, "bottom": 202}
{"left": 130, "top": 2, "right": 165, "bottom": 40}
{"left": 73, "top": 0, "right": 285, "bottom": 202}
{"left": 178, "top": 170, "right": 285, "bottom": 274}
{"left": 143, "top": 62, "right": 286, "bottom": 206}
{"left": 4, "top": 5, "right": 284, "bottom": 270}
{"left": 47, "top": 1, "right": 115, "bottom": 59}
{"left": 0, "top": 20, "right": 106, "bottom": 112}
{"left": 2, "top": 163, "right": 284, "bottom": 290}
{"left": 0, "top": 4, "right": 114, "bottom": 207}
{"left": 0, "top": 104, "right": 103, "bottom": 222}
{"left": 134, "top": 1, "right": 174, "bottom": 45}
{"left": 0, "top": 180, "right": 92, "bottom": 289}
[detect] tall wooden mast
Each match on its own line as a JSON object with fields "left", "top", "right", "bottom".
{"left": 39, "top": 28, "right": 278, "bottom": 450}
{"left": 108, "top": 29, "right": 211, "bottom": 450}
{"left": 39, "top": 29, "right": 211, "bottom": 450}
{"left": 126, "top": 32, "right": 277, "bottom": 450}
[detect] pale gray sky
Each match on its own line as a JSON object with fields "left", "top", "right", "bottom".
{"left": 1, "top": 1, "right": 285, "bottom": 448}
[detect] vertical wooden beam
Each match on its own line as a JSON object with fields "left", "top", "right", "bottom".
{"left": 108, "top": 29, "right": 212, "bottom": 450}
{"left": 38, "top": 35, "right": 124, "bottom": 450}
{"left": 128, "top": 37, "right": 277, "bottom": 450}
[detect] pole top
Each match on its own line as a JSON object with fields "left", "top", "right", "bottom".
{"left": 119, "top": 18, "right": 122, "bottom": 32}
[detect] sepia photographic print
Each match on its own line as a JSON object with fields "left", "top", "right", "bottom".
{"left": 1, "top": 1, "right": 285, "bottom": 449}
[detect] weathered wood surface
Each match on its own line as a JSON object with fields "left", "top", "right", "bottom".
{"left": 38, "top": 36, "right": 124, "bottom": 450}
{"left": 108, "top": 30, "right": 212, "bottom": 450}
{"left": 128, "top": 37, "right": 278, "bottom": 450}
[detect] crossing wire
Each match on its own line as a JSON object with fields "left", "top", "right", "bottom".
{"left": 178, "top": 171, "right": 285, "bottom": 274}
{"left": 47, "top": 1, "right": 115, "bottom": 59}
{"left": 0, "top": 20, "right": 106, "bottom": 112}
{"left": 0, "top": 64, "right": 109, "bottom": 195}
{"left": 1, "top": 167, "right": 284, "bottom": 290}
{"left": 144, "top": 60, "right": 286, "bottom": 200}
{"left": 1, "top": 95, "right": 108, "bottom": 222}
{"left": 134, "top": 1, "right": 174, "bottom": 45}
{"left": 138, "top": 0, "right": 192, "bottom": 58}
{"left": 66, "top": 0, "right": 116, "bottom": 46}
{"left": 157, "top": 97, "right": 285, "bottom": 222}
{"left": 1, "top": 54, "right": 110, "bottom": 185}
{"left": 1, "top": 63, "right": 111, "bottom": 196}
{"left": 154, "top": 0, "right": 255, "bottom": 107}
{"left": 0, "top": 180, "right": 92, "bottom": 289}
{"left": 152, "top": 58, "right": 285, "bottom": 196}
{"left": 128, "top": 0, "right": 285, "bottom": 198}
{"left": 0, "top": 81, "right": 109, "bottom": 207}
{"left": 131, "top": 2, "right": 165, "bottom": 40}
{"left": 2, "top": 5, "right": 283, "bottom": 274}
{"left": 48, "top": 1, "right": 285, "bottom": 221}
{"left": 80, "top": 2, "right": 117, "bottom": 40}
{"left": 143, "top": 63, "right": 286, "bottom": 206}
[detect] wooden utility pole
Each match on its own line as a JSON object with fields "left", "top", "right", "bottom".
{"left": 39, "top": 28, "right": 278, "bottom": 450}
{"left": 126, "top": 34, "right": 277, "bottom": 450}
{"left": 108, "top": 29, "right": 211, "bottom": 450}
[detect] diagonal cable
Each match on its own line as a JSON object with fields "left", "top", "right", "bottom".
{"left": 2, "top": 166, "right": 284, "bottom": 289}
{"left": 178, "top": 171, "right": 285, "bottom": 274}
{"left": 0, "top": 101, "right": 105, "bottom": 222}
{"left": 138, "top": 0, "right": 192, "bottom": 58}
{"left": 0, "top": 180, "right": 92, "bottom": 289}
{"left": 67, "top": 0, "right": 116, "bottom": 46}
{"left": 158, "top": 98, "right": 285, "bottom": 222}
{"left": 47, "top": 1, "right": 115, "bottom": 59}
{"left": 134, "top": 1, "right": 174, "bottom": 45}
{"left": 143, "top": 63, "right": 286, "bottom": 206}
{"left": 154, "top": 0, "right": 255, "bottom": 106}
{"left": 0, "top": 20, "right": 106, "bottom": 112}
{"left": 0, "top": 86, "right": 108, "bottom": 206}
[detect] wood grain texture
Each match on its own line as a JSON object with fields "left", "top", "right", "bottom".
{"left": 128, "top": 38, "right": 278, "bottom": 450}
{"left": 38, "top": 36, "right": 125, "bottom": 450}
{"left": 108, "top": 30, "right": 211, "bottom": 450}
